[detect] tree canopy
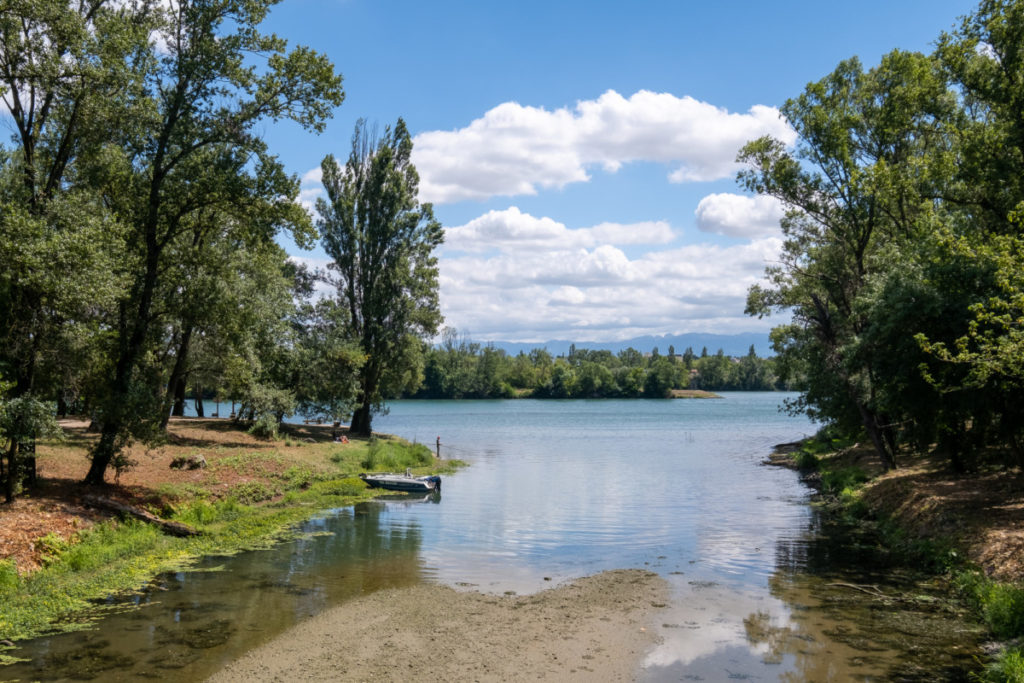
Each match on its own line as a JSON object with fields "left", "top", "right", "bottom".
{"left": 0, "top": 0, "right": 348, "bottom": 494}
{"left": 743, "top": 0, "right": 1024, "bottom": 471}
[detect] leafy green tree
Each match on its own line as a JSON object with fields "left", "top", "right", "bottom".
{"left": 318, "top": 119, "right": 443, "bottom": 435}
{"left": 644, "top": 358, "right": 677, "bottom": 397}
{"left": 577, "top": 361, "right": 616, "bottom": 397}
{"left": 507, "top": 351, "right": 539, "bottom": 390}
{"left": 0, "top": 1, "right": 140, "bottom": 409}
{"left": 693, "top": 350, "right": 735, "bottom": 390}
{"left": 912, "top": 0, "right": 1024, "bottom": 466}
{"left": 740, "top": 49, "right": 956, "bottom": 471}
{"left": 618, "top": 347, "right": 644, "bottom": 368}
{"left": 614, "top": 366, "right": 645, "bottom": 397}
{"left": 84, "top": 0, "right": 343, "bottom": 484}
{"left": 1, "top": 393, "right": 61, "bottom": 503}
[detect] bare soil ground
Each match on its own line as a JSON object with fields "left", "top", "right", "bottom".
{"left": 769, "top": 442, "right": 1024, "bottom": 582}
{"left": 861, "top": 454, "right": 1024, "bottom": 582}
{"left": 0, "top": 417, "right": 351, "bottom": 574}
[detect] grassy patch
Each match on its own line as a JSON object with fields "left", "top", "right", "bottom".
{"left": 360, "top": 437, "right": 434, "bottom": 471}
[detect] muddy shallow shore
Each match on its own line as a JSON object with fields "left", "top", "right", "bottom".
{"left": 208, "top": 569, "right": 667, "bottom": 682}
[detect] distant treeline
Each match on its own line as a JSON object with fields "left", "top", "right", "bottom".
{"left": 406, "top": 330, "right": 792, "bottom": 399}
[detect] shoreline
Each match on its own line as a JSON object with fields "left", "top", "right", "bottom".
{"left": 208, "top": 569, "right": 668, "bottom": 682}
{"left": 0, "top": 418, "right": 459, "bottom": 648}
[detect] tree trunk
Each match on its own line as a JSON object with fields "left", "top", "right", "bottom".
{"left": 5, "top": 439, "right": 18, "bottom": 503}
{"left": 83, "top": 495, "right": 200, "bottom": 537}
{"left": 85, "top": 423, "right": 118, "bottom": 485}
{"left": 194, "top": 382, "right": 204, "bottom": 417}
{"left": 858, "top": 404, "right": 896, "bottom": 471}
{"left": 86, "top": 231, "right": 162, "bottom": 485}
{"left": 162, "top": 325, "right": 193, "bottom": 429}
{"left": 172, "top": 378, "right": 187, "bottom": 417}
{"left": 350, "top": 403, "right": 372, "bottom": 436}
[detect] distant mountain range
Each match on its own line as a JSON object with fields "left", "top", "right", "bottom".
{"left": 483, "top": 332, "right": 773, "bottom": 358}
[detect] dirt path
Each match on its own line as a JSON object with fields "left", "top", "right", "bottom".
{"left": 209, "top": 569, "right": 668, "bottom": 682}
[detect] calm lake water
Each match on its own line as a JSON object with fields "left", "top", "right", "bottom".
{"left": 3, "top": 395, "right": 983, "bottom": 681}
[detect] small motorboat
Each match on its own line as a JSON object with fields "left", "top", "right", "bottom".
{"left": 360, "top": 470, "right": 441, "bottom": 493}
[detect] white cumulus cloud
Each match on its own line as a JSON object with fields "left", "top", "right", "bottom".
{"left": 413, "top": 90, "right": 795, "bottom": 204}
{"left": 695, "top": 193, "right": 785, "bottom": 238}
{"left": 444, "top": 207, "right": 674, "bottom": 253}
{"left": 438, "top": 208, "right": 781, "bottom": 341}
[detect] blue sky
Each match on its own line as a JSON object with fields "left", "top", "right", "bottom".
{"left": 263, "top": 0, "right": 973, "bottom": 343}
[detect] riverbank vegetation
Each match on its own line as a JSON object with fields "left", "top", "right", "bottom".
{"left": 410, "top": 331, "right": 785, "bottom": 399}
{"left": 0, "top": 417, "right": 458, "bottom": 656}
{"left": 746, "top": 1, "right": 1024, "bottom": 677}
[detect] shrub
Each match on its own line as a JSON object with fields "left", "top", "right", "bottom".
{"left": 794, "top": 448, "right": 820, "bottom": 471}
{"left": 976, "top": 647, "right": 1024, "bottom": 682}
{"left": 177, "top": 499, "right": 243, "bottom": 526}
{"left": 248, "top": 414, "right": 279, "bottom": 440}
{"left": 955, "top": 571, "right": 1024, "bottom": 639}
{"left": 821, "top": 466, "right": 868, "bottom": 495}
{"left": 281, "top": 466, "right": 315, "bottom": 490}
{"left": 35, "top": 532, "right": 70, "bottom": 565}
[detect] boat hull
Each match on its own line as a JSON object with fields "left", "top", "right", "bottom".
{"left": 360, "top": 473, "right": 441, "bottom": 493}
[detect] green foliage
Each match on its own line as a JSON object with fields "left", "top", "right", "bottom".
{"left": 974, "top": 647, "right": 1024, "bottom": 683}
{"left": 280, "top": 466, "right": 316, "bottom": 490}
{"left": 820, "top": 466, "right": 869, "bottom": 496}
{"left": 309, "top": 477, "right": 367, "bottom": 498}
{"left": 177, "top": 500, "right": 244, "bottom": 527}
{"left": 413, "top": 328, "right": 782, "bottom": 399}
{"left": 794, "top": 449, "right": 820, "bottom": 471}
{"left": 0, "top": 560, "right": 17, "bottom": 599}
{"left": 248, "top": 414, "right": 280, "bottom": 441}
{"left": 0, "top": 396, "right": 63, "bottom": 500}
{"left": 360, "top": 438, "right": 434, "bottom": 471}
{"left": 955, "top": 571, "right": 1024, "bottom": 640}
{"left": 34, "top": 532, "right": 71, "bottom": 566}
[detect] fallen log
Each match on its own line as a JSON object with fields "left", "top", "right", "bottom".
{"left": 82, "top": 494, "right": 200, "bottom": 537}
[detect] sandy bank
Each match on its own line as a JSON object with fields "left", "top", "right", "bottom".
{"left": 209, "top": 569, "right": 667, "bottom": 682}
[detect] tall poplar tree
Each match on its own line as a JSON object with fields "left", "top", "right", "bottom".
{"left": 318, "top": 119, "right": 444, "bottom": 436}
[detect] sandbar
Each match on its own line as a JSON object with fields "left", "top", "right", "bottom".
{"left": 209, "top": 569, "right": 667, "bottom": 682}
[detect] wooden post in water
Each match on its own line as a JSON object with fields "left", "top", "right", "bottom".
{"left": 435, "top": 436, "right": 441, "bottom": 459}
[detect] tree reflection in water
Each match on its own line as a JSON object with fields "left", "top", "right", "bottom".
{"left": 743, "top": 512, "right": 985, "bottom": 681}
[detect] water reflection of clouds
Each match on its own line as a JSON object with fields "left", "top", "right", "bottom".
{"left": 642, "top": 577, "right": 797, "bottom": 676}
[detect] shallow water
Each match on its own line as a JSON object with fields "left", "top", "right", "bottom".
{"left": 2, "top": 395, "right": 983, "bottom": 681}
